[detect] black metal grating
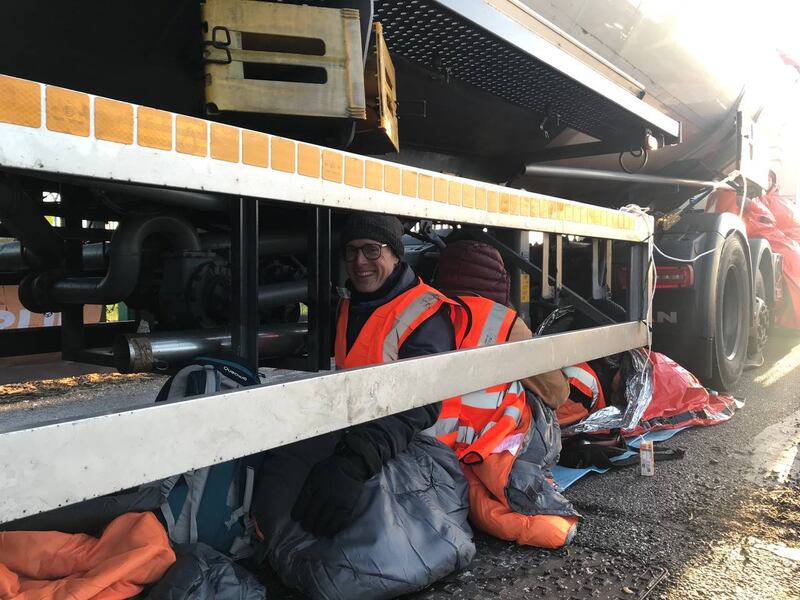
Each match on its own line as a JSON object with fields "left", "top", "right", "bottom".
{"left": 374, "top": 0, "right": 670, "bottom": 143}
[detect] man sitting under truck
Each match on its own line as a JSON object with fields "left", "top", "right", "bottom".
{"left": 250, "top": 213, "right": 475, "bottom": 600}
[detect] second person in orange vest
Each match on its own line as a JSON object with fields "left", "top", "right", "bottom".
{"left": 431, "top": 239, "right": 580, "bottom": 549}
{"left": 435, "top": 239, "right": 569, "bottom": 409}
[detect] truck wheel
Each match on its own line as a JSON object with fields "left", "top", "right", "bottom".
{"left": 747, "top": 269, "right": 771, "bottom": 360}
{"left": 710, "top": 235, "right": 751, "bottom": 391}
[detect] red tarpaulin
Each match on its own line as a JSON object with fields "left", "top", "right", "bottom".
{"left": 622, "top": 352, "right": 739, "bottom": 437}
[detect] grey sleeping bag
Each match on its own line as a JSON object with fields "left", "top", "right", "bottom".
{"left": 506, "top": 393, "right": 580, "bottom": 519}
{"left": 251, "top": 432, "right": 475, "bottom": 600}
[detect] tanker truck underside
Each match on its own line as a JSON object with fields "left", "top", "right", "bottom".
{"left": 0, "top": 0, "right": 675, "bottom": 376}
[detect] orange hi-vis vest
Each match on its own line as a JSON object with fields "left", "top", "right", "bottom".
{"left": 424, "top": 296, "right": 526, "bottom": 462}
{"left": 557, "top": 362, "right": 606, "bottom": 426}
{"left": 423, "top": 295, "right": 579, "bottom": 549}
{"left": 335, "top": 279, "right": 461, "bottom": 369}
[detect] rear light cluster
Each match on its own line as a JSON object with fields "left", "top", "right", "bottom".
{"left": 617, "top": 265, "right": 694, "bottom": 290}
{"left": 655, "top": 265, "right": 694, "bottom": 288}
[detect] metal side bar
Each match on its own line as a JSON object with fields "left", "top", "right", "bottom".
{"left": 0, "top": 321, "right": 648, "bottom": 523}
{"left": 0, "top": 75, "right": 650, "bottom": 242}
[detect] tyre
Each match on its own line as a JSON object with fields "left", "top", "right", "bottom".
{"left": 710, "top": 235, "right": 751, "bottom": 391}
{"left": 747, "top": 269, "right": 771, "bottom": 361}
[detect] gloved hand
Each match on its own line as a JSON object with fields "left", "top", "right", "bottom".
{"left": 291, "top": 429, "right": 384, "bottom": 537}
{"left": 291, "top": 452, "right": 368, "bottom": 537}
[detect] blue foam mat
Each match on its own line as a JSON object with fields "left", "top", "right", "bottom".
{"left": 552, "top": 427, "right": 688, "bottom": 490}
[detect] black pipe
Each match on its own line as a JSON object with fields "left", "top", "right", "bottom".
{"left": 113, "top": 323, "right": 308, "bottom": 373}
{"left": 200, "top": 231, "right": 341, "bottom": 256}
{"left": 0, "top": 178, "right": 65, "bottom": 268}
{"left": 0, "top": 241, "right": 107, "bottom": 273}
{"left": 257, "top": 279, "right": 308, "bottom": 308}
{"left": 44, "top": 215, "right": 200, "bottom": 305}
{"left": 524, "top": 165, "right": 733, "bottom": 190}
{"left": 94, "top": 181, "right": 228, "bottom": 212}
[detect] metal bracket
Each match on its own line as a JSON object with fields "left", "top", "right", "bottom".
{"left": 306, "top": 207, "right": 332, "bottom": 372}
{"left": 203, "top": 25, "right": 232, "bottom": 65}
{"left": 470, "top": 228, "right": 619, "bottom": 326}
{"left": 592, "top": 239, "right": 612, "bottom": 300}
{"left": 231, "top": 196, "right": 259, "bottom": 372}
{"left": 542, "top": 233, "right": 553, "bottom": 300}
{"left": 555, "top": 234, "right": 563, "bottom": 296}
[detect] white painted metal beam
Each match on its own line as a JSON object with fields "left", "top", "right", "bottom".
{"left": 0, "top": 322, "right": 648, "bottom": 523}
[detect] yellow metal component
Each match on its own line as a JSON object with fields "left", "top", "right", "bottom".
{"left": 355, "top": 22, "right": 400, "bottom": 153}
{"left": 402, "top": 170, "right": 418, "bottom": 197}
{"left": 203, "top": 0, "right": 365, "bottom": 120}
{"left": 499, "top": 192, "right": 510, "bottom": 213}
{"left": 383, "top": 165, "right": 401, "bottom": 193}
{"left": 520, "top": 195, "right": 530, "bottom": 217}
{"left": 242, "top": 130, "right": 269, "bottom": 167}
{"left": 137, "top": 107, "right": 172, "bottom": 150}
{"left": 448, "top": 182, "right": 462, "bottom": 206}
{"left": 298, "top": 143, "right": 321, "bottom": 178}
{"left": 95, "top": 98, "right": 133, "bottom": 145}
{"left": 434, "top": 178, "right": 448, "bottom": 203}
{"left": 47, "top": 87, "right": 90, "bottom": 137}
{"left": 520, "top": 274, "right": 531, "bottom": 303}
{"left": 475, "top": 187, "right": 487, "bottom": 211}
{"left": 0, "top": 75, "right": 40, "bottom": 128}
{"left": 529, "top": 198, "right": 539, "bottom": 218}
{"left": 418, "top": 174, "right": 433, "bottom": 200}
{"left": 175, "top": 115, "right": 207, "bottom": 157}
{"left": 365, "top": 160, "right": 383, "bottom": 190}
{"left": 323, "top": 149, "right": 343, "bottom": 183}
{"left": 211, "top": 123, "right": 239, "bottom": 162}
{"left": 271, "top": 136, "right": 296, "bottom": 173}
{"left": 462, "top": 184, "right": 475, "bottom": 209}
{"left": 344, "top": 156, "right": 364, "bottom": 188}
{"left": 487, "top": 190, "right": 499, "bottom": 213}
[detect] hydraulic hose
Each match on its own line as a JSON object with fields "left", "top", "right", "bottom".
{"left": 42, "top": 215, "right": 201, "bottom": 305}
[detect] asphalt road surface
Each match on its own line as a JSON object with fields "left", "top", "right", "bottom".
{"left": 2, "top": 333, "right": 800, "bottom": 599}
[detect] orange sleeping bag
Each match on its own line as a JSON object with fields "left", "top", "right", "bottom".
{"left": 464, "top": 407, "right": 579, "bottom": 548}
{"left": 0, "top": 512, "right": 175, "bottom": 600}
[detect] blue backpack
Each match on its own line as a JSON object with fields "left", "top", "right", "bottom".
{"left": 150, "top": 356, "right": 263, "bottom": 559}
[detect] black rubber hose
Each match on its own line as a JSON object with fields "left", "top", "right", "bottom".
{"left": 0, "top": 241, "right": 107, "bottom": 272}
{"left": 257, "top": 279, "right": 308, "bottom": 308}
{"left": 44, "top": 215, "right": 200, "bottom": 305}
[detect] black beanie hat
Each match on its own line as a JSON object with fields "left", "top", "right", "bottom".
{"left": 340, "top": 213, "right": 405, "bottom": 258}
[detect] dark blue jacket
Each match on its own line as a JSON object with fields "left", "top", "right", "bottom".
{"left": 344, "top": 262, "right": 455, "bottom": 462}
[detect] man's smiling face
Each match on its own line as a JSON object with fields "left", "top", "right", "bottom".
{"left": 344, "top": 238, "right": 399, "bottom": 293}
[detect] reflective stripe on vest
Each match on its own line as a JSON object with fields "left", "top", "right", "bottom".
{"left": 456, "top": 382, "right": 526, "bottom": 446}
{"left": 563, "top": 363, "right": 604, "bottom": 410}
{"left": 425, "top": 295, "right": 516, "bottom": 442}
{"left": 430, "top": 296, "right": 526, "bottom": 462}
{"left": 335, "top": 280, "right": 457, "bottom": 370}
{"left": 456, "top": 295, "right": 517, "bottom": 349}
{"left": 476, "top": 301, "right": 511, "bottom": 346}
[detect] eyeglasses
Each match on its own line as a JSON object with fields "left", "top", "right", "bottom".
{"left": 343, "top": 243, "right": 388, "bottom": 262}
